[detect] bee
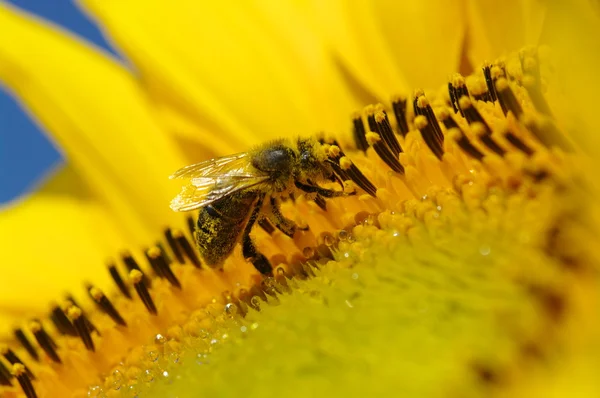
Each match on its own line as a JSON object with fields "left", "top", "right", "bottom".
{"left": 169, "top": 137, "right": 356, "bottom": 276}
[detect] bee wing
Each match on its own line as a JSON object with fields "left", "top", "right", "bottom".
{"left": 170, "top": 175, "right": 269, "bottom": 212}
{"left": 169, "top": 152, "right": 251, "bottom": 179}
{"left": 170, "top": 152, "right": 271, "bottom": 212}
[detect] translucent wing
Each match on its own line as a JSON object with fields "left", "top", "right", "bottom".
{"left": 170, "top": 175, "right": 269, "bottom": 211}
{"left": 170, "top": 153, "right": 269, "bottom": 212}
{"left": 169, "top": 152, "right": 251, "bottom": 179}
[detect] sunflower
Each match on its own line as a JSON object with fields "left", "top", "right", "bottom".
{"left": 0, "top": 1, "right": 599, "bottom": 397}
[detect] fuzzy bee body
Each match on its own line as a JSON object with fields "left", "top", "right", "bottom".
{"left": 170, "top": 137, "right": 353, "bottom": 275}
{"left": 195, "top": 191, "right": 259, "bottom": 268}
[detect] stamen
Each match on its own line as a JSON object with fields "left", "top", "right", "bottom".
{"left": 108, "top": 263, "right": 132, "bottom": 299}
{"left": 520, "top": 49, "right": 541, "bottom": 78}
{"left": 64, "top": 296, "right": 98, "bottom": 335}
{"left": 326, "top": 161, "right": 346, "bottom": 190}
{"left": 365, "top": 125, "right": 405, "bottom": 174}
{"left": 457, "top": 96, "right": 492, "bottom": 133}
{"left": 447, "top": 82, "right": 460, "bottom": 115}
{"left": 527, "top": 284, "right": 566, "bottom": 323}
{"left": 67, "top": 306, "right": 95, "bottom": 352}
{"left": 1, "top": 346, "right": 34, "bottom": 380}
{"left": 391, "top": 97, "right": 410, "bottom": 137}
{"left": 49, "top": 305, "right": 77, "bottom": 336}
{"left": 482, "top": 64, "right": 498, "bottom": 102}
{"left": 173, "top": 229, "right": 202, "bottom": 268}
{"left": 14, "top": 328, "right": 39, "bottom": 362}
{"left": 467, "top": 75, "right": 492, "bottom": 102}
{"left": 366, "top": 106, "right": 405, "bottom": 173}
{"left": 479, "top": 135, "right": 506, "bottom": 156}
{"left": 472, "top": 123, "right": 506, "bottom": 156}
{"left": 414, "top": 115, "right": 444, "bottom": 160}
{"left": 412, "top": 89, "right": 423, "bottom": 116}
{"left": 327, "top": 144, "right": 341, "bottom": 158}
{"left": 147, "top": 246, "right": 181, "bottom": 289}
{"left": 437, "top": 108, "right": 460, "bottom": 130}
{"left": 186, "top": 215, "right": 196, "bottom": 239}
{"left": 339, "top": 157, "right": 377, "bottom": 197}
{"left": 352, "top": 114, "right": 369, "bottom": 151}
{"left": 523, "top": 115, "right": 574, "bottom": 152}
{"left": 494, "top": 78, "right": 523, "bottom": 118}
{"left": 471, "top": 361, "right": 503, "bottom": 386}
{"left": 130, "top": 269, "right": 157, "bottom": 315}
{"left": 523, "top": 75, "right": 553, "bottom": 118}
{"left": 314, "top": 195, "right": 327, "bottom": 211}
{"left": 504, "top": 130, "right": 534, "bottom": 156}
{"left": 490, "top": 71, "right": 509, "bottom": 116}
{"left": 324, "top": 140, "right": 377, "bottom": 197}
{"left": 416, "top": 94, "right": 445, "bottom": 144}
{"left": 0, "top": 360, "right": 11, "bottom": 386}
{"left": 449, "top": 74, "right": 470, "bottom": 117}
{"left": 529, "top": 170, "right": 550, "bottom": 182}
{"left": 374, "top": 111, "right": 403, "bottom": 157}
{"left": 29, "top": 321, "right": 61, "bottom": 363}
{"left": 145, "top": 246, "right": 163, "bottom": 277}
{"left": 89, "top": 286, "right": 127, "bottom": 326}
{"left": 122, "top": 252, "right": 150, "bottom": 287}
{"left": 156, "top": 242, "right": 172, "bottom": 264}
{"left": 449, "top": 127, "right": 485, "bottom": 161}
{"left": 11, "top": 364, "right": 37, "bottom": 398}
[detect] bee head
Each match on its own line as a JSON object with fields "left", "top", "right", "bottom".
{"left": 252, "top": 142, "right": 297, "bottom": 178}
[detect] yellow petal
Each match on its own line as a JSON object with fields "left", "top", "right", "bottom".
{"left": 371, "top": 0, "right": 467, "bottom": 88}
{"left": 0, "top": 3, "right": 189, "bottom": 246}
{"left": 79, "top": 0, "right": 360, "bottom": 144}
{"left": 538, "top": 0, "right": 600, "bottom": 159}
{"left": 0, "top": 181, "right": 126, "bottom": 334}
{"left": 466, "top": 0, "right": 546, "bottom": 64}
{"left": 311, "top": 0, "right": 466, "bottom": 98}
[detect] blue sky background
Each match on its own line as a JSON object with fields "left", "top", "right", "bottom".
{"left": 0, "top": 0, "right": 122, "bottom": 204}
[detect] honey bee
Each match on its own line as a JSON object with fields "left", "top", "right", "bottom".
{"left": 169, "top": 137, "right": 358, "bottom": 275}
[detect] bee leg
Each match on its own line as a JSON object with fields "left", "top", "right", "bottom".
{"left": 242, "top": 194, "right": 273, "bottom": 276}
{"left": 268, "top": 197, "right": 307, "bottom": 238}
{"left": 258, "top": 217, "right": 276, "bottom": 235}
{"left": 294, "top": 181, "right": 346, "bottom": 198}
{"left": 242, "top": 233, "right": 272, "bottom": 276}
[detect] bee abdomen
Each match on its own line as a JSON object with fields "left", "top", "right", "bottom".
{"left": 196, "top": 194, "right": 257, "bottom": 267}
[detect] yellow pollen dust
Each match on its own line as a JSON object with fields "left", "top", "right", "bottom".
{"left": 66, "top": 306, "right": 82, "bottom": 321}
{"left": 90, "top": 287, "right": 104, "bottom": 301}
{"left": 416, "top": 95, "right": 430, "bottom": 109}
{"left": 458, "top": 95, "right": 473, "bottom": 110}
{"left": 339, "top": 156, "right": 352, "bottom": 170}
{"left": 11, "top": 363, "right": 26, "bottom": 377}
{"left": 414, "top": 115, "right": 428, "bottom": 129}
{"left": 366, "top": 132, "right": 381, "bottom": 145}
{"left": 129, "top": 269, "right": 143, "bottom": 284}
{"left": 327, "top": 145, "right": 341, "bottom": 158}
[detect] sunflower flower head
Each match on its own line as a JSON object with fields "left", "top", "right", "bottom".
{"left": 0, "top": 1, "right": 599, "bottom": 398}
